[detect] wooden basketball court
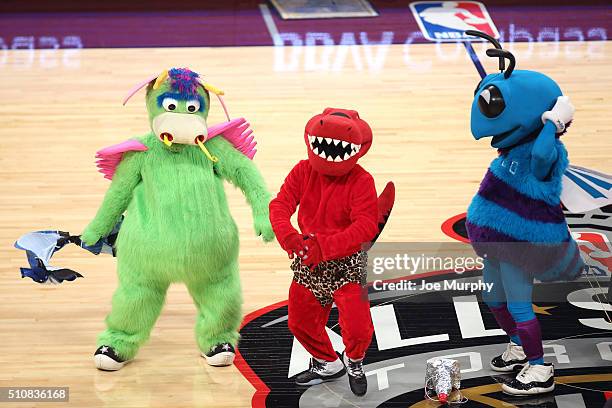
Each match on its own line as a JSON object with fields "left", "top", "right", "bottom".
{"left": 1, "top": 41, "right": 611, "bottom": 407}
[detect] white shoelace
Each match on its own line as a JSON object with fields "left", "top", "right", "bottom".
{"left": 310, "top": 358, "right": 326, "bottom": 374}
{"left": 346, "top": 359, "right": 364, "bottom": 378}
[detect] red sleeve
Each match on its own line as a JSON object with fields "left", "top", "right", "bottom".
{"left": 317, "top": 172, "right": 378, "bottom": 261}
{"left": 269, "top": 161, "right": 306, "bottom": 250}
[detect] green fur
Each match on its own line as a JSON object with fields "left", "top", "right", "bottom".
{"left": 82, "top": 88, "right": 273, "bottom": 360}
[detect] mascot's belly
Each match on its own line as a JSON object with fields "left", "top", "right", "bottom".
{"left": 466, "top": 190, "right": 569, "bottom": 243}
{"left": 466, "top": 142, "right": 570, "bottom": 244}
{"left": 115, "top": 156, "right": 239, "bottom": 275}
{"left": 465, "top": 143, "right": 583, "bottom": 280}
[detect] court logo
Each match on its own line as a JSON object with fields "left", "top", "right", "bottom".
{"left": 409, "top": 1, "right": 499, "bottom": 42}
{"left": 235, "top": 270, "right": 612, "bottom": 407}
{"left": 575, "top": 231, "right": 612, "bottom": 276}
{"left": 232, "top": 208, "right": 611, "bottom": 407}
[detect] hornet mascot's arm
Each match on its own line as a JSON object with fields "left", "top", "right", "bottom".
{"left": 81, "top": 152, "right": 141, "bottom": 246}
{"left": 531, "top": 96, "right": 575, "bottom": 181}
{"left": 207, "top": 136, "right": 275, "bottom": 242}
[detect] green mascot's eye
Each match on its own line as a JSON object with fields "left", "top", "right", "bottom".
{"left": 162, "top": 97, "right": 178, "bottom": 112}
{"left": 186, "top": 99, "right": 200, "bottom": 113}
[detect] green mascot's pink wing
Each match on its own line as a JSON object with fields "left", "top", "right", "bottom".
{"left": 207, "top": 118, "right": 257, "bottom": 159}
{"left": 96, "top": 140, "right": 148, "bottom": 180}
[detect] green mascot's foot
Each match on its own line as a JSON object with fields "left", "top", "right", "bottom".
{"left": 94, "top": 345, "right": 132, "bottom": 371}
{"left": 202, "top": 343, "right": 236, "bottom": 367}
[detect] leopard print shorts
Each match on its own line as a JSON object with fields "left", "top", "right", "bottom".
{"left": 291, "top": 251, "right": 368, "bottom": 306}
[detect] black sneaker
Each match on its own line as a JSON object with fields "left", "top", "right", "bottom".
{"left": 295, "top": 357, "right": 346, "bottom": 386}
{"left": 202, "top": 343, "right": 236, "bottom": 367}
{"left": 94, "top": 345, "right": 130, "bottom": 371}
{"left": 502, "top": 363, "right": 555, "bottom": 396}
{"left": 490, "top": 342, "right": 528, "bottom": 372}
{"left": 343, "top": 352, "right": 368, "bottom": 396}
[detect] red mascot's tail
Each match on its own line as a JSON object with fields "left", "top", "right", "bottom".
{"left": 363, "top": 181, "right": 395, "bottom": 251}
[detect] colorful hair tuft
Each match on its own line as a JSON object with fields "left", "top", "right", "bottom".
{"left": 168, "top": 68, "right": 201, "bottom": 98}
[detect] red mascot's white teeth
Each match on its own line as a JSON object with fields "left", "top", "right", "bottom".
{"left": 307, "top": 134, "right": 361, "bottom": 162}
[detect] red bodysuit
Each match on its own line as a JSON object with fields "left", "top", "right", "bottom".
{"left": 269, "top": 160, "right": 378, "bottom": 261}
{"left": 269, "top": 108, "right": 392, "bottom": 363}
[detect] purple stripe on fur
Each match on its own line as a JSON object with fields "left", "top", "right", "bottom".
{"left": 478, "top": 170, "right": 565, "bottom": 223}
{"left": 489, "top": 304, "right": 517, "bottom": 336}
{"left": 466, "top": 221, "right": 520, "bottom": 243}
{"left": 467, "top": 221, "right": 581, "bottom": 278}
{"left": 516, "top": 318, "right": 544, "bottom": 361}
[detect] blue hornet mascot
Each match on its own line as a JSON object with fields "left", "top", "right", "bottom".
{"left": 465, "top": 30, "right": 585, "bottom": 396}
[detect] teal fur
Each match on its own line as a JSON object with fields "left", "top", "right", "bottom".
{"left": 82, "top": 73, "right": 273, "bottom": 360}
{"left": 467, "top": 138, "right": 570, "bottom": 243}
{"left": 487, "top": 139, "right": 569, "bottom": 205}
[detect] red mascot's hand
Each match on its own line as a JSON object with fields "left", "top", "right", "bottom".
{"left": 302, "top": 235, "right": 323, "bottom": 269}
{"left": 281, "top": 232, "right": 308, "bottom": 259}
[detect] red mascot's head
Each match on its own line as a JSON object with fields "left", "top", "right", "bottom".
{"left": 304, "top": 108, "right": 372, "bottom": 177}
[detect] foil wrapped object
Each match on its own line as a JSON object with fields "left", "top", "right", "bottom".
{"left": 425, "top": 358, "right": 461, "bottom": 402}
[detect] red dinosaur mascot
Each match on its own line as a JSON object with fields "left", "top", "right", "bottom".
{"left": 269, "top": 108, "right": 394, "bottom": 396}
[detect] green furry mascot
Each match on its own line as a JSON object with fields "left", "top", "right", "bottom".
{"left": 81, "top": 68, "right": 274, "bottom": 370}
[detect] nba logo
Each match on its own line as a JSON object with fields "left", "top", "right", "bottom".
{"left": 410, "top": 1, "right": 500, "bottom": 42}
{"left": 573, "top": 231, "right": 612, "bottom": 276}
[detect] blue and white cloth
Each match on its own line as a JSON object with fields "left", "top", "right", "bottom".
{"left": 14, "top": 217, "right": 123, "bottom": 284}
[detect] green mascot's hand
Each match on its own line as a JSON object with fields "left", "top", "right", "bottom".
{"left": 81, "top": 227, "right": 103, "bottom": 247}
{"left": 254, "top": 213, "right": 275, "bottom": 243}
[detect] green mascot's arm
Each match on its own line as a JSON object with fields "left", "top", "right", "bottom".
{"left": 81, "top": 151, "right": 142, "bottom": 245}
{"left": 207, "top": 137, "right": 275, "bottom": 242}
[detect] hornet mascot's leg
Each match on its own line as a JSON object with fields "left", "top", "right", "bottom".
{"left": 82, "top": 68, "right": 274, "bottom": 370}
{"left": 269, "top": 108, "right": 394, "bottom": 397}
{"left": 464, "top": 32, "right": 584, "bottom": 396}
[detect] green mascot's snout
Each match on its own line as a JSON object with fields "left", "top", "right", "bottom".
{"left": 152, "top": 111, "right": 209, "bottom": 146}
